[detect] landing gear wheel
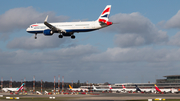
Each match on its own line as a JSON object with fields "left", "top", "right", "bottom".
{"left": 71, "top": 35, "right": 75, "bottom": 39}
{"left": 58, "top": 35, "right": 63, "bottom": 38}
{"left": 34, "top": 33, "right": 37, "bottom": 39}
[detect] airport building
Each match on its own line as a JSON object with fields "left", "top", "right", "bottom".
{"left": 80, "top": 75, "right": 180, "bottom": 90}
{"left": 114, "top": 83, "right": 155, "bottom": 88}
{"left": 156, "top": 75, "right": 180, "bottom": 88}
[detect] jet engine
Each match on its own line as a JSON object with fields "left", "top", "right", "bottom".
{"left": 43, "top": 29, "right": 54, "bottom": 36}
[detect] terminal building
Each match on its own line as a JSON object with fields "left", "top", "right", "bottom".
{"left": 80, "top": 75, "right": 180, "bottom": 90}
{"left": 156, "top": 75, "right": 180, "bottom": 88}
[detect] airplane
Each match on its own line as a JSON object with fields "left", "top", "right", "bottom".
{"left": 121, "top": 84, "right": 136, "bottom": 93}
{"left": 135, "top": 85, "right": 155, "bottom": 93}
{"left": 68, "top": 85, "right": 88, "bottom": 92}
{"left": 26, "top": 5, "right": 113, "bottom": 39}
{"left": 36, "top": 91, "right": 42, "bottom": 95}
{"left": 2, "top": 83, "right": 24, "bottom": 92}
{"left": 44, "top": 90, "right": 49, "bottom": 95}
{"left": 92, "top": 85, "right": 110, "bottom": 92}
{"left": 154, "top": 84, "right": 178, "bottom": 94}
{"left": 108, "top": 85, "right": 124, "bottom": 93}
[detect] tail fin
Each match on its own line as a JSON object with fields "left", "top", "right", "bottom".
{"left": 92, "top": 85, "right": 97, "bottom": 90}
{"left": 122, "top": 85, "right": 126, "bottom": 89}
{"left": 108, "top": 85, "right": 112, "bottom": 89}
{"left": 154, "top": 84, "right": 161, "bottom": 93}
{"left": 17, "top": 83, "right": 24, "bottom": 92}
{"left": 97, "top": 5, "right": 112, "bottom": 26}
{"left": 135, "top": 85, "right": 142, "bottom": 92}
{"left": 69, "top": 85, "right": 73, "bottom": 89}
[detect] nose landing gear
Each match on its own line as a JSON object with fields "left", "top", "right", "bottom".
{"left": 35, "top": 33, "right": 37, "bottom": 39}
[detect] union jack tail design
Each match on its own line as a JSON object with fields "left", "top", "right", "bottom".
{"left": 17, "top": 83, "right": 24, "bottom": 92}
{"left": 97, "top": 5, "right": 112, "bottom": 26}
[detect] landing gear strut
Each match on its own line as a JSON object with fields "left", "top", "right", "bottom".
{"left": 34, "top": 33, "right": 37, "bottom": 39}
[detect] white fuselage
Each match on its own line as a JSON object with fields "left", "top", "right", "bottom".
{"left": 2, "top": 88, "right": 19, "bottom": 92}
{"left": 69, "top": 88, "right": 89, "bottom": 92}
{"left": 93, "top": 85, "right": 110, "bottom": 92}
{"left": 123, "top": 88, "right": 136, "bottom": 92}
{"left": 26, "top": 21, "right": 103, "bottom": 34}
{"left": 110, "top": 88, "right": 124, "bottom": 92}
{"left": 138, "top": 88, "right": 155, "bottom": 93}
{"left": 158, "top": 88, "right": 178, "bottom": 93}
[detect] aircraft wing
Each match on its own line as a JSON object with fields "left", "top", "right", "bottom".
{"left": 44, "top": 15, "right": 66, "bottom": 33}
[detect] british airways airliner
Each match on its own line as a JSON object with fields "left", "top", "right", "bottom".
{"left": 26, "top": 5, "right": 112, "bottom": 39}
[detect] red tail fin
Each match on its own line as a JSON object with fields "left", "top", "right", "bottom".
{"left": 155, "top": 84, "right": 161, "bottom": 93}
{"left": 108, "top": 85, "right": 112, "bottom": 89}
{"left": 122, "top": 85, "right": 126, "bottom": 89}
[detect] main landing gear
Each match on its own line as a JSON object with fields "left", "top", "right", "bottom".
{"left": 34, "top": 33, "right": 76, "bottom": 39}
{"left": 71, "top": 35, "right": 75, "bottom": 39}
{"left": 58, "top": 35, "right": 63, "bottom": 38}
{"left": 58, "top": 34, "right": 76, "bottom": 39}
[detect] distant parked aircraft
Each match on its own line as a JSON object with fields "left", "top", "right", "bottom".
{"left": 36, "top": 91, "right": 42, "bottom": 95}
{"left": 135, "top": 85, "right": 155, "bottom": 93}
{"left": 108, "top": 85, "right": 124, "bottom": 92}
{"left": 92, "top": 85, "right": 109, "bottom": 92}
{"left": 26, "top": 5, "right": 113, "bottom": 39}
{"left": 68, "top": 85, "right": 88, "bottom": 92}
{"left": 122, "top": 84, "right": 136, "bottom": 93}
{"left": 154, "top": 84, "right": 178, "bottom": 94}
{"left": 2, "top": 83, "right": 24, "bottom": 92}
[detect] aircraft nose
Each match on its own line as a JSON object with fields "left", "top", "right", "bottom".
{"left": 26, "top": 28, "right": 30, "bottom": 33}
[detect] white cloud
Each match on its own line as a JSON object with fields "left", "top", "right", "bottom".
{"left": 164, "top": 10, "right": 180, "bottom": 29}
{"left": 0, "top": 7, "right": 69, "bottom": 39}
{"left": 114, "top": 34, "right": 145, "bottom": 47}
{"left": 168, "top": 31, "right": 180, "bottom": 46}
{"left": 1, "top": 45, "right": 180, "bottom": 83}
{"left": 7, "top": 35, "right": 73, "bottom": 50}
{"left": 83, "top": 47, "right": 180, "bottom": 63}
{"left": 104, "top": 12, "right": 168, "bottom": 47}
{"left": 3, "top": 44, "right": 99, "bottom": 65}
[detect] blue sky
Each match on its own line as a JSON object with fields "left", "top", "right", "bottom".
{"left": 1, "top": 0, "right": 180, "bottom": 84}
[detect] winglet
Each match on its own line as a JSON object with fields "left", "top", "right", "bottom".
{"left": 45, "top": 15, "right": 48, "bottom": 22}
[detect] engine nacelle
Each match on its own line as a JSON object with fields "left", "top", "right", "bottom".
{"left": 43, "top": 29, "right": 54, "bottom": 36}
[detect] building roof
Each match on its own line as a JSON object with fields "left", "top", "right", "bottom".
{"left": 163, "top": 75, "right": 180, "bottom": 77}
